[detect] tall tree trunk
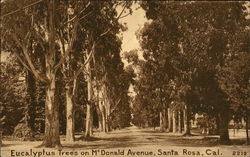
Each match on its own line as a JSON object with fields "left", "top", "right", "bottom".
{"left": 173, "top": 109, "right": 177, "bottom": 133}
{"left": 85, "top": 102, "right": 92, "bottom": 137}
{"left": 26, "top": 71, "right": 37, "bottom": 132}
{"left": 245, "top": 113, "right": 249, "bottom": 145}
{"left": 105, "top": 100, "right": 111, "bottom": 132}
{"left": 66, "top": 90, "right": 74, "bottom": 141}
{"left": 178, "top": 110, "right": 182, "bottom": 133}
{"left": 215, "top": 114, "right": 220, "bottom": 135}
{"left": 99, "top": 85, "right": 107, "bottom": 132}
{"left": 85, "top": 61, "right": 92, "bottom": 137}
{"left": 99, "top": 101, "right": 106, "bottom": 132}
{"left": 104, "top": 88, "right": 110, "bottom": 132}
{"left": 218, "top": 112, "right": 230, "bottom": 143}
{"left": 96, "top": 85, "right": 103, "bottom": 132}
{"left": 65, "top": 79, "right": 77, "bottom": 142}
{"left": 160, "top": 111, "right": 164, "bottom": 132}
{"left": 90, "top": 108, "right": 93, "bottom": 135}
{"left": 43, "top": 72, "right": 60, "bottom": 147}
{"left": 183, "top": 105, "right": 191, "bottom": 135}
{"left": 167, "top": 108, "right": 172, "bottom": 132}
{"left": 163, "top": 108, "right": 167, "bottom": 130}
{"left": 102, "top": 104, "right": 107, "bottom": 133}
{"left": 42, "top": 0, "right": 60, "bottom": 147}
{"left": 97, "top": 101, "right": 103, "bottom": 131}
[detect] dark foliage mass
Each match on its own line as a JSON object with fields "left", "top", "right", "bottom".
{"left": 1, "top": 0, "right": 133, "bottom": 147}
{"left": 128, "top": 1, "right": 250, "bottom": 143}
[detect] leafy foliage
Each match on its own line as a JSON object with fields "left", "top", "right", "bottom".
{"left": 132, "top": 1, "right": 249, "bottom": 140}
{"left": 0, "top": 56, "right": 26, "bottom": 135}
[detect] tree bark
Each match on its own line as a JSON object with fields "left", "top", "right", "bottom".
{"left": 215, "top": 114, "right": 220, "bottom": 135}
{"left": 103, "top": 86, "right": 110, "bottom": 132}
{"left": 167, "top": 108, "right": 172, "bottom": 132}
{"left": 102, "top": 105, "right": 107, "bottom": 133}
{"left": 160, "top": 111, "right": 164, "bottom": 132}
{"left": 42, "top": 0, "right": 61, "bottom": 147}
{"left": 26, "top": 71, "right": 37, "bottom": 132}
{"left": 183, "top": 105, "right": 191, "bottom": 135}
{"left": 85, "top": 104, "right": 92, "bottom": 137}
{"left": 163, "top": 108, "right": 167, "bottom": 130}
{"left": 97, "top": 101, "right": 103, "bottom": 131}
{"left": 105, "top": 99, "right": 111, "bottom": 132}
{"left": 43, "top": 73, "right": 61, "bottom": 147}
{"left": 173, "top": 109, "right": 177, "bottom": 133}
{"left": 99, "top": 85, "right": 107, "bottom": 132}
{"left": 65, "top": 82, "right": 75, "bottom": 142}
{"left": 178, "top": 110, "right": 182, "bottom": 133}
{"left": 90, "top": 109, "right": 93, "bottom": 135}
{"left": 245, "top": 114, "right": 249, "bottom": 145}
{"left": 218, "top": 112, "right": 230, "bottom": 144}
{"left": 99, "top": 101, "right": 107, "bottom": 132}
{"left": 95, "top": 86, "right": 103, "bottom": 132}
{"left": 85, "top": 60, "right": 92, "bottom": 137}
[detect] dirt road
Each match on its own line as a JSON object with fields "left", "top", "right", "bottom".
{"left": 1, "top": 126, "right": 250, "bottom": 157}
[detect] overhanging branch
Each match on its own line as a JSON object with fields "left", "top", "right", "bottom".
{"left": 9, "top": 31, "right": 47, "bottom": 82}
{"left": 14, "top": 52, "right": 32, "bottom": 72}
{"left": 64, "top": 1, "right": 91, "bottom": 25}
{"left": 116, "top": 1, "right": 130, "bottom": 20}
{"left": 68, "top": 42, "right": 96, "bottom": 83}
{"left": 54, "top": 19, "right": 79, "bottom": 70}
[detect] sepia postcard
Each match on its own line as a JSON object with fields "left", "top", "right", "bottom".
{"left": 0, "top": 0, "right": 250, "bottom": 157}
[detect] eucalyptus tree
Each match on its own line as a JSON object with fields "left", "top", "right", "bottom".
{"left": 1, "top": 0, "right": 85, "bottom": 146}
{"left": 75, "top": 1, "right": 132, "bottom": 136}
{"left": 124, "top": 50, "right": 157, "bottom": 128}
{"left": 139, "top": 1, "right": 248, "bottom": 141}
{"left": 92, "top": 29, "right": 133, "bottom": 132}
{"left": 1, "top": 0, "right": 57, "bottom": 146}
{"left": 217, "top": 27, "right": 250, "bottom": 144}
{"left": 134, "top": 7, "right": 183, "bottom": 130}
{"left": 1, "top": 0, "right": 132, "bottom": 147}
{"left": 187, "top": 2, "right": 249, "bottom": 142}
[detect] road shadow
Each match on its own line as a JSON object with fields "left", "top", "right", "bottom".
{"left": 75, "top": 136, "right": 132, "bottom": 142}
{"left": 0, "top": 143, "right": 17, "bottom": 147}
{"left": 2, "top": 127, "right": 248, "bottom": 149}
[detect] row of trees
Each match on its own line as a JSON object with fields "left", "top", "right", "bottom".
{"left": 127, "top": 1, "right": 250, "bottom": 144}
{"left": 1, "top": 0, "right": 133, "bottom": 147}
